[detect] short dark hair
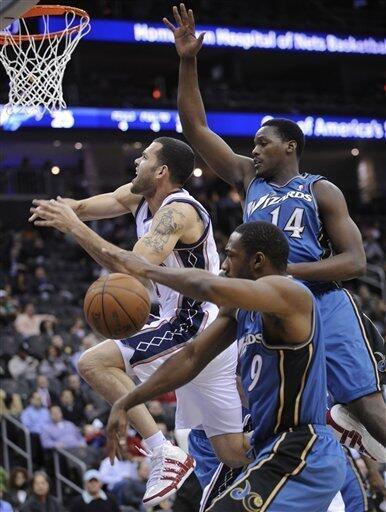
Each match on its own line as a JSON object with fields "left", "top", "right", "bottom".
{"left": 153, "top": 137, "right": 195, "bottom": 186}
{"left": 262, "top": 118, "right": 305, "bottom": 159}
{"left": 234, "top": 221, "right": 289, "bottom": 272}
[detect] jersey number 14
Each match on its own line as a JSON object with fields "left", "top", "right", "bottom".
{"left": 270, "top": 206, "right": 305, "bottom": 239}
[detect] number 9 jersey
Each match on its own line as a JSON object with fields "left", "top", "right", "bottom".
{"left": 244, "top": 173, "right": 331, "bottom": 291}
{"left": 236, "top": 292, "right": 327, "bottom": 449}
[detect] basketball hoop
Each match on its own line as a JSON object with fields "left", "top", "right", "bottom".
{"left": 0, "top": 5, "right": 90, "bottom": 118}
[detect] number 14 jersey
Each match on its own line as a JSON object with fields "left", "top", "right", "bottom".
{"left": 244, "top": 173, "right": 332, "bottom": 290}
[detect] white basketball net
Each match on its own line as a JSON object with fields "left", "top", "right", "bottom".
{"left": 0, "top": 10, "right": 90, "bottom": 118}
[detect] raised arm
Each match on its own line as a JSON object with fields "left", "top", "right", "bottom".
{"left": 30, "top": 183, "right": 142, "bottom": 222}
{"left": 288, "top": 180, "right": 366, "bottom": 282}
{"left": 164, "top": 4, "right": 254, "bottom": 189}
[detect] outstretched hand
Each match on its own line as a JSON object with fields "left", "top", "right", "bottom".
{"left": 163, "top": 3, "right": 205, "bottom": 58}
{"left": 30, "top": 197, "right": 80, "bottom": 234}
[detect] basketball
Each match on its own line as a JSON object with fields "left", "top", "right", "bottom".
{"left": 83, "top": 273, "right": 151, "bottom": 339}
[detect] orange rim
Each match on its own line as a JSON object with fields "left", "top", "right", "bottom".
{"left": 0, "top": 5, "right": 90, "bottom": 44}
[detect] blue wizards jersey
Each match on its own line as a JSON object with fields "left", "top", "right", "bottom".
{"left": 244, "top": 173, "right": 333, "bottom": 290}
{"left": 237, "top": 291, "right": 327, "bottom": 449}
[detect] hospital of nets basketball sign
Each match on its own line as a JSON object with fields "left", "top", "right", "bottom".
{"left": 39, "top": 18, "right": 386, "bottom": 56}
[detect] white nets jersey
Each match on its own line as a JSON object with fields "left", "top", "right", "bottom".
{"left": 135, "top": 188, "right": 219, "bottom": 323}
{"left": 115, "top": 189, "right": 242, "bottom": 436}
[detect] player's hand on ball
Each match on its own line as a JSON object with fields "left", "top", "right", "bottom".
{"left": 106, "top": 401, "right": 128, "bottom": 464}
{"left": 163, "top": 3, "right": 205, "bottom": 58}
{"left": 101, "top": 248, "right": 150, "bottom": 278}
{"left": 32, "top": 196, "right": 80, "bottom": 233}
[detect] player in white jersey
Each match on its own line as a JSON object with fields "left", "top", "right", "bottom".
{"left": 30, "top": 137, "right": 244, "bottom": 505}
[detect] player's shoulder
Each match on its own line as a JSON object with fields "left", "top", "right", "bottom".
{"left": 260, "top": 275, "right": 313, "bottom": 303}
{"left": 300, "top": 171, "right": 326, "bottom": 184}
{"left": 154, "top": 200, "right": 196, "bottom": 232}
{"left": 260, "top": 274, "right": 304, "bottom": 287}
{"left": 311, "top": 177, "right": 345, "bottom": 206}
{"left": 300, "top": 173, "right": 346, "bottom": 206}
{"left": 161, "top": 198, "right": 196, "bottom": 214}
{"left": 162, "top": 196, "right": 204, "bottom": 219}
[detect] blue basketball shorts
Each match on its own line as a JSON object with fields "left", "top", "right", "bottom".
{"left": 340, "top": 449, "right": 369, "bottom": 512}
{"left": 202, "top": 425, "right": 346, "bottom": 512}
{"left": 189, "top": 429, "right": 221, "bottom": 489}
{"left": 315, "top": 288, "right": 381, "bottom": 404}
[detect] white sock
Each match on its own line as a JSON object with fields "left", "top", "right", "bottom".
{"left": 144, "top": 430, "right": 167, "bottom": 451}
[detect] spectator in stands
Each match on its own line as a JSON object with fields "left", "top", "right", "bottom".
{"left": 0, "top": 467, "right": 6, "bottom": 494}
{"left": 20, "top": 392, "right": 50, "bottom": 466}
{"left": 40, "top": 319, "right": 57, "bottom": 338}
{"left": 98, "top": 451, "right": 138, "bottom": 491}
{"left": 84, "top": 419, "right": 106, "bottom": 448}
{"left": 39, "top": 346, "right": 67, "bottom": 380}
{"left": 20, "top": 471, "right": 64, "bottom": 512}
{"left": 40, "top": 405, "right": 86, "bottom": 450}
{"left": 14, "top": 303, "right": 56, "bottom": 338}
{"left": 5, "top": 467, "right": 29, "bottom": 511}
{"left": 363, "top": 226, "right": 384, "bottom": 264}
{"left": 0, "top": 491, "right": 13, "bottom": 512}
{"left": 51, "top": 334, "right": 64, "bottom": 350}
{"left": 69, "top": 469, "right": 120, "bottom": 512}
{"left": 111, "top": 459, "right": 150, "bottom": 508}
{"left": 0, "top": 288, "right": 18, "bottom": 326}
{"left": 8, "top": 347, "right": 39, "bottom": 381}
{"left": 35, "top": 375, "right": 58, "bottom": 408}
{"left": 59, "top": 389, "right": 85, "bottom": 426}
{"left": 70, "top": 317, "right": 86, "bottom": 341}
{"left": 0, "top": 389, "right": 23, "bottom": 417}
{"left": 66, "top": 374, "right": 88, "bottom": 407}
{"left": 29, "top": 266, "right": 55, "bottom": 299}
{"left": 27, "top": 236, "right": 47, "bottom": 263}
{"left": 20, "top": 393, "right": 50, "bottom": 435}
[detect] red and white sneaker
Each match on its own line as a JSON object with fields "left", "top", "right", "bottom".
{"left": 327, "top": 404, "right": 386, "bottom": 462}
{"left": 142, "top": 440, "right": 196, "bottom": 506}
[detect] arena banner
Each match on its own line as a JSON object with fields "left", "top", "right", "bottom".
{"left": 1, "top": 107, "right": 385, "bottom": 140}
{"left": 35, "top": 19, "right": 386, "bottom": 56}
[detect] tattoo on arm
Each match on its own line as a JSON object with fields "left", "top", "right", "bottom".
{"left": 142, "top": 207, "right": 185, "bottom": 253}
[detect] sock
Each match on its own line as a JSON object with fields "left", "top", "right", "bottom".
{"left": 144, "top": 430, "right": 167, "bottom": 451}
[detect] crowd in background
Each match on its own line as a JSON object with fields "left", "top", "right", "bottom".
{"left": 0, "top": 185, "right": 385, "bottom": 511}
